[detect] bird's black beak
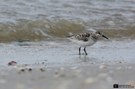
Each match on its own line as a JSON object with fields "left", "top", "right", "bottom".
{"left": 102, "top": 35, "right": 109, "bottom": 40}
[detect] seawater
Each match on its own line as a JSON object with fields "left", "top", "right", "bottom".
{"left": 0, "top": 0, "right": 135, "bottom": 42}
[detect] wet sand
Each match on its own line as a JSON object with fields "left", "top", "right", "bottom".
{"left": 0, "top": 40, "right": 135, "bottom": 89}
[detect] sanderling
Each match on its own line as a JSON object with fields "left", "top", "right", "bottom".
{"left": 67, "top": 30, "right": 109, "bottom": 55}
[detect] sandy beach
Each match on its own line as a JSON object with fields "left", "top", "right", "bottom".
{"left": 0, "top": 0, "right": 135, "bottom": 89}
{"left": 0, "top": 40, "right": 135, "bottom": 89}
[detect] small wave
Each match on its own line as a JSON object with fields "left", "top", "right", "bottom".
{"left": 0, "top": 19, "right": 135, "bottom": 42}
{"left": 0, "top": 19, "right": 84, "bottom": 42}
{"left": 100, "top": 27, "right": 135, "bottom": 39}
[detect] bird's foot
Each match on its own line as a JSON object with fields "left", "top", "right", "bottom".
{"left": 80, "top": 53, "right": 88, "bottom": 55}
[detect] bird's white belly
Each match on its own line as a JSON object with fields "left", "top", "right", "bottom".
{"left": 71, "top": 38, "right": 96, "bottom": 47}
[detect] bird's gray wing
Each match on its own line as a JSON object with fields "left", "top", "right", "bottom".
{"left": 75, "top": 33, "right": 91, "bottom": 42}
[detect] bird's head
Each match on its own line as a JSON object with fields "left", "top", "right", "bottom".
{"left": 95, "top": 31, "right": 109, "bottom": 40}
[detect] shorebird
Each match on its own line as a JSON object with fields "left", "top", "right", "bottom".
{"left": 67, "top": 30, "right": 109, "bottom": 55}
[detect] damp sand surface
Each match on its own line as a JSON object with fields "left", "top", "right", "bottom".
{"left": 0, "top": 40, "right": 135, "bottom": 89}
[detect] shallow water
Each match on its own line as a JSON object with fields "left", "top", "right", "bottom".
{"left": 0, "top": 40, "right": 135, "bottom": 67}
{"left": 0, "top": 40, "right": 135, "bottom": 89}
{"left": 0, "top": 0, "right": 135, "bottom": 42}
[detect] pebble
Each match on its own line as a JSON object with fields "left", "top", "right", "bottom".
{"left": 28, "top": 68, "right": 32, "bottom": 72}
{"left": 59, "top": 73, "right": 66, "bottom": 77}
{"left": 99, "top": 64, "right": 108, "bottom": 69}
{"left": 84, "top": 77, "right": 96, "bottom": 84}
{"left": 119, "top": 61, "right": 122, "bottom": 63}
{"left": 20, "top": 68, "right": 25, "bottom": 72}
{"left": 126, "top": 80, "right": 135, "bottom": 86}
{"left": 40, "top": 68, "right": 45, "bottom": 72}
{"left": 54, "top": 70, "right": 59, "bottom": 75}
{"left": 8, "top": 61, "right": 17, "bottom": 66}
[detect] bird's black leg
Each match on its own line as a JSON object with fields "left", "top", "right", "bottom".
{"left": 84, "top": 47, "right": 87, "bottom": 55}
{"left": 79, "top": 47, "right": 81, "bottom": 55}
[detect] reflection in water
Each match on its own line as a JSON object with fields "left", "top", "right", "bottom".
{"left": 75, "top": 55, "right": 98, "bottom": 64}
